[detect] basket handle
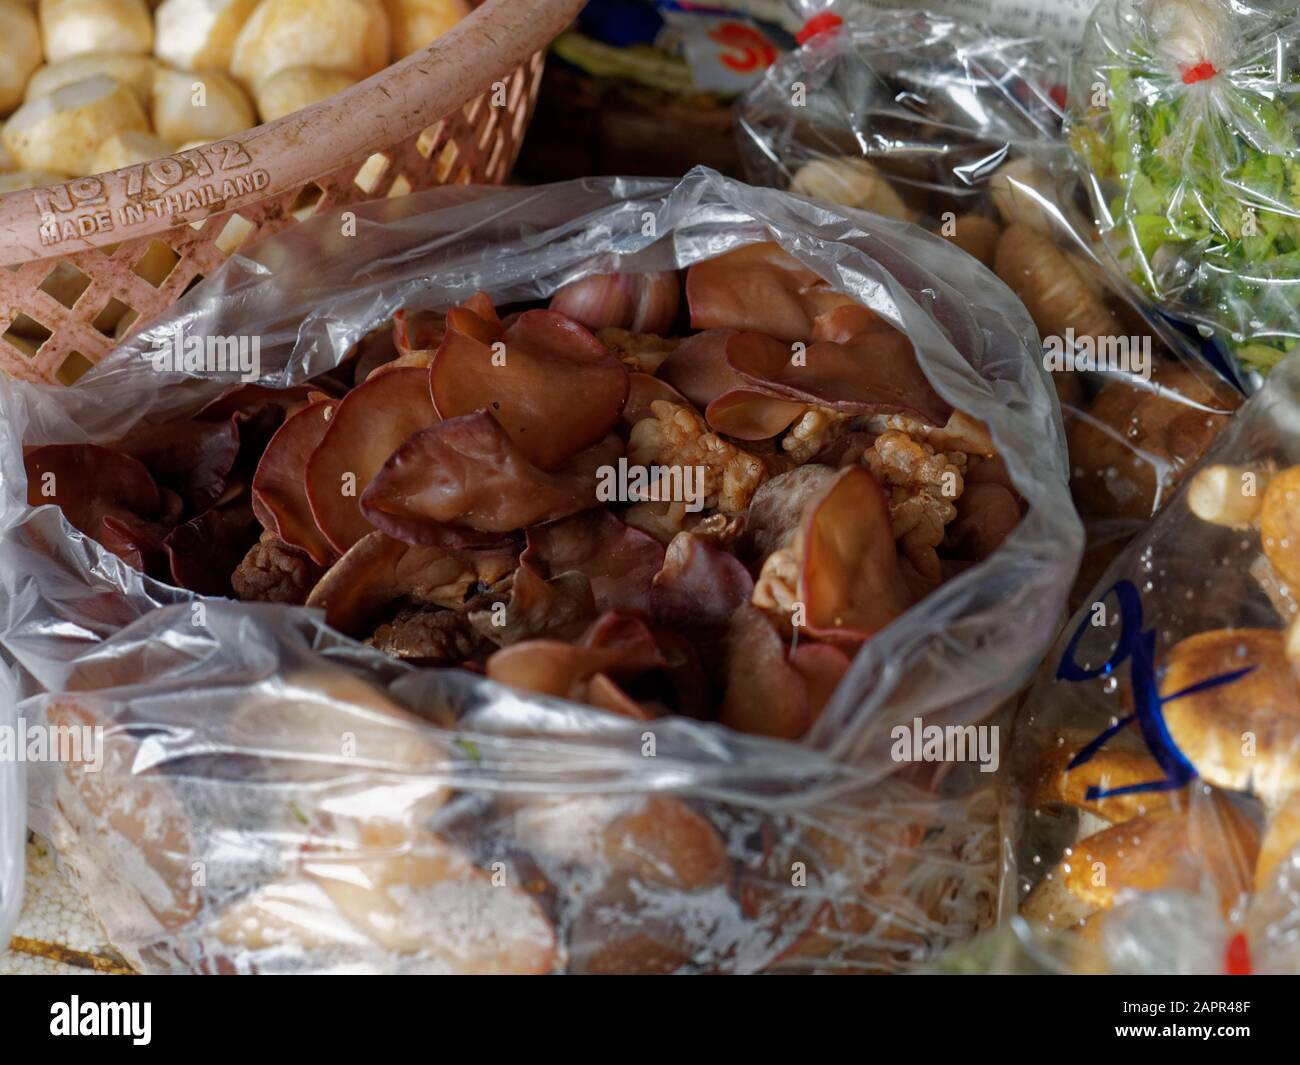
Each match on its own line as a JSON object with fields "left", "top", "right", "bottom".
{"left": 0, "top": 0, "right": 586, "bottom": 267}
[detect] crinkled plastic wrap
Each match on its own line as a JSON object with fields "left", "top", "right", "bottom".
{"left": 0, "top": 169, "right": 1080, "bottom": 973}
{"left": 1005, "top": 355, "right": 1300, "bottom": 974}
{"left": 736, "top": 7, "right": 1243, "bottom": 602}
{"left": 1070, "top": 0, "right": 1300, "bottom": 387}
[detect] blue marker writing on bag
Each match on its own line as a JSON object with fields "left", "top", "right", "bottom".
{"left": 1055, "top": 579, "right": 1255, "bottom": 800}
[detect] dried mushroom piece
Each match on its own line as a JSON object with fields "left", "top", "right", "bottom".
{"left": 304, "top": 367, "right": 439, "bottom": 554}
{"left": 1021, "top": 797, "right": 1259, "bottom": 930}
{"left": 432, "top": 302, "right": 629, "bottom": 471}
{"left": 306, "top": 529, "right": 515, "bottom": 639}
{"left": 232, "top": 532, "right": 324, "bottom": 605}
{"left": 1159, "top": 629, "right": 1300, "bottom": 814}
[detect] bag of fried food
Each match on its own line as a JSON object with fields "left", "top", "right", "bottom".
{"left": 0, "top": 170, "right": 1079, "bottom": 972}
{"left": 1003, "top": 355, "right": 1300, "bottom": 974}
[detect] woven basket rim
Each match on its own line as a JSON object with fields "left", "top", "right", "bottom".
{"left": 0, "top": 0, "right": 585, "bottom": 267}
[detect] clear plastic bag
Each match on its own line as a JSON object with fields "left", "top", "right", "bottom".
{"left": 0, "top": 168, "right": 1079, "bottom": 972}
{"left": 1070, "top": 0, "right": 1300, "bottom": 388}
{"left": 1006, "top": 354, "right": 1300, "bottom": 974}
{"left": 735, "top": 6, "right": 1243, "bottom": 604}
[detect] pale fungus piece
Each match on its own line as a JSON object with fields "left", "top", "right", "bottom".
{"left": 1187, "top": 464, "right": 1270, "bottom": 529}
{"left": 1260, "top": 466, "right": 1300, "bottom": 591}
{"left": 788, "top": 157, "right": 917, "bottom": 221}
{"left": 989, "top": 156, "right": 1058, "bottom": 236}
{"left": 1159, "top": 628, "right": 1300, "bottom": 812}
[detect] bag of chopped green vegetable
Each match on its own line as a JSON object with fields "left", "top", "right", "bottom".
{"left": 1071, "top": 0, "right": 1300, "bottom": 387}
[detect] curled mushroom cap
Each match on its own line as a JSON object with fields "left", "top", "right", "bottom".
{"left": 25, "top": 444, "right": 163, "bottom": 562}
{"left": 164, "top": 499, "right": 260, "bottom": 596}
{"left": 621, "top": 372, "right": 691, "bottom": 429}
{"left": 742, "top": 464, "right": 840, "bottom": 563}
{"left": 723, "top": 330, "right": 950, "bottom": 427}
{"left": 650, "top": 531, "right": 754, "bottom": 629}
{"left": 1159, "top": 628, "right": 1300, "bottom": 811}
{"left": 1068, "top": 363, "right": 1239, "bottom": 521}
{"left": 799, "top": 466, "right": 913, "bottom": 642}
{"left": 656, "top": 328, "right": 745, "bottom": 409}
{"left": 1064, "top": 799, "right": 1258, "bottom": 915}
{"left": 252, "top": 397, "right": 339, "bottom": 566}
{"left": 1255, "top": 789, "right": 1300, "bottom": 896}
{"left": 487, "top": 610, "right": 701, "bottom": 718}
{"left": 719, "top": 605, "right": 851, "bottom": 739}
{"left": 304, "top": 367, "right": 439, "bottom": 554}
{"left": 360, "top": 413, "right": 621, "bottom": 544}
{"left": 686, "top": 241, "right": 858, "bottom": 342}
{"left": 525, "top": 510, "right": 665, "bottom": 615}
{"left": 305, "top": 529, "right": 514, "bottom": 637}
{"left": 111, "top": 416, "right": 243, "bottom": 515}
{"left": 1029, "top": 745, "right": 1182, "bottom": 827}
{"left": 1261, "top": 466, "right": 1300, "bottom": 590}
{"left": 431, "top": 305, "right": 629, "bottom": 471}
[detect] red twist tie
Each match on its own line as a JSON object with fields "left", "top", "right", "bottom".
{"left": 1182, "top": 61, "right": 1218, "bottom": 85}
{"left": 796, "top": 12, "right": 843, "bottom": 45}
{"left": 1224, "top": 932, "right": 1251, "bottom": 976}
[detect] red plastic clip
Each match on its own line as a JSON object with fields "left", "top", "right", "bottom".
{"left": 1182, "top": 61, "right": 1218, "bottom": 85}
{"left": 1224, "top": 931, "right": 1251, "bottom": 975}
{"left": 796, "top": 12, "right": 843, "bottom": 45}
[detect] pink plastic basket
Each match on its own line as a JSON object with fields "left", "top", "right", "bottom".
{"left": 0, "top": 0, "right": 586, "bottom": 385}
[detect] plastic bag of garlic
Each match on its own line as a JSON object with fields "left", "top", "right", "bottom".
{"left": 1004, "top": 355, "right": 1300, "bottom": 974}
{"left": 0, "top": 169, "right": 1080, "bottom": 973}
{"left": 735, "top": 5, "right": 1243, "bottom": 608}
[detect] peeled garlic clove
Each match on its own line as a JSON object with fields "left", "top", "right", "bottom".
{"left": 24, "top": 53, "right": 159, "bottom": 109}
{"left": 383, "top": 0, "right": 470, "bottom": 59}
{"left": 151, "top": 67, "right": 256, "bottom": 147}
{"left": 155, "top": 0, "right": 261, "bottom": 72}
{"left": 231, "top": 0, "right": 392, "bottom": 89}
{"left": 253, "top": 66, "right": 356, "bottom": 122}
{"left": 0, "top": 2, "right": 41, "bottom": 116}
{"left": 39, "top": 0, "right": 154, "bottom": 64}
{"left": 4, "top": 75, "right": 149, "bottom": 177}
{"left": 90, "top": 129, "right": 173, "bottom": 172}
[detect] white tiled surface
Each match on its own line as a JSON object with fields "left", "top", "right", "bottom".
{"left": 1, "top": 835, "right": 130, "bottom": 975}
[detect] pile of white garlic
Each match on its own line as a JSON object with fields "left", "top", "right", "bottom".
{"left": 0, "top": 0, "right": 470, "bottom": 194}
